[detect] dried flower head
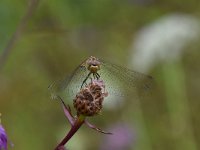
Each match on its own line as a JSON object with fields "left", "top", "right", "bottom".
{"left": 54, "top": 77, "right": 111, "bottom": 149}
{"left": 73, "top": 79, "right": 108, "bottom": 116}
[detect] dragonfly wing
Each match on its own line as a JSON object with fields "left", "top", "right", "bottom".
{"left": 98, "top": 60, "right": 154, "bottom": 109}
{"left": 102, "top": 60, "right": 153, "bottom": 90}
{"left": 49, "top": 65, "right": 89, "bottom": 102}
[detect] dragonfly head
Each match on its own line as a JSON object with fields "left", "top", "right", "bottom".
{"left": 86, "top": 56, "right": 101, "bottom": 73}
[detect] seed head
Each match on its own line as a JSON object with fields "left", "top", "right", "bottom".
{"left": 73, "top": 80, "right": 108, "bottom": 116}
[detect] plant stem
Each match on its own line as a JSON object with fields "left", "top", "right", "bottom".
{"left": 54, "top": 115, "right": 85, "bottom": 150}
{"left": 0, "top": 0, "right": 39, "bottom": 71}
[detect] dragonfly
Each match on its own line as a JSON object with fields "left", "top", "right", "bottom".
{"left": 49, "top": 56, "right": 154, "bottom": 109}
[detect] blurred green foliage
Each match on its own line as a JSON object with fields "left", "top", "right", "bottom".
{"left": 0, "top": 0, "right": 200, "bottom": 150}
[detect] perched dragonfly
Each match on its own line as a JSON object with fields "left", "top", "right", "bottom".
{"left": 49, "top": 56, "right": 154, "bottom": 109}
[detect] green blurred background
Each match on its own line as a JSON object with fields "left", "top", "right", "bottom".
{"left": 0, "top": 0, "right": 200, "bottom": 150}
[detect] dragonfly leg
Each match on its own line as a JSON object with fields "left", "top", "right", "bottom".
{"left": 94, "top": 73, "right": 100, "bottom": 79}
{"left": 93, "top": 73, "right": 96, "bottom": 79}
{"left": 81, "top": 72, "right": 92, "bottom": 89}
{"left": 96, "top": 73, "right": 100, "bottom": 79}
{"left": 89, "top": 77, "right": 93, "bottom": 83}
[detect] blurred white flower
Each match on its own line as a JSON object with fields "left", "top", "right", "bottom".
{"left": 130, "top": 14, "right": 200, "bottom": 72}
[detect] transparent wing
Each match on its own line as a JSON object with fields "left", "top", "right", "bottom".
{"left": 48, "top": 65, "right": 89, "bottom": 102}
{"left": 101, "top": 60, "right": 153, "bottom": 93}
{"left": 98, "top": 59, "right": 154, "bottom": 109}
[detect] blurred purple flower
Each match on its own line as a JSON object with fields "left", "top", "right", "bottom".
{"left": 0, "top": 124, "right": 7, "bottom": 150}
{"left": 99, "top": 123, "right": 136, "bottom": 150}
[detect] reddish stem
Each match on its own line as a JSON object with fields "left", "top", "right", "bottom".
{"left": 54, "top": 117, "right": 85, "bottom": 150}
